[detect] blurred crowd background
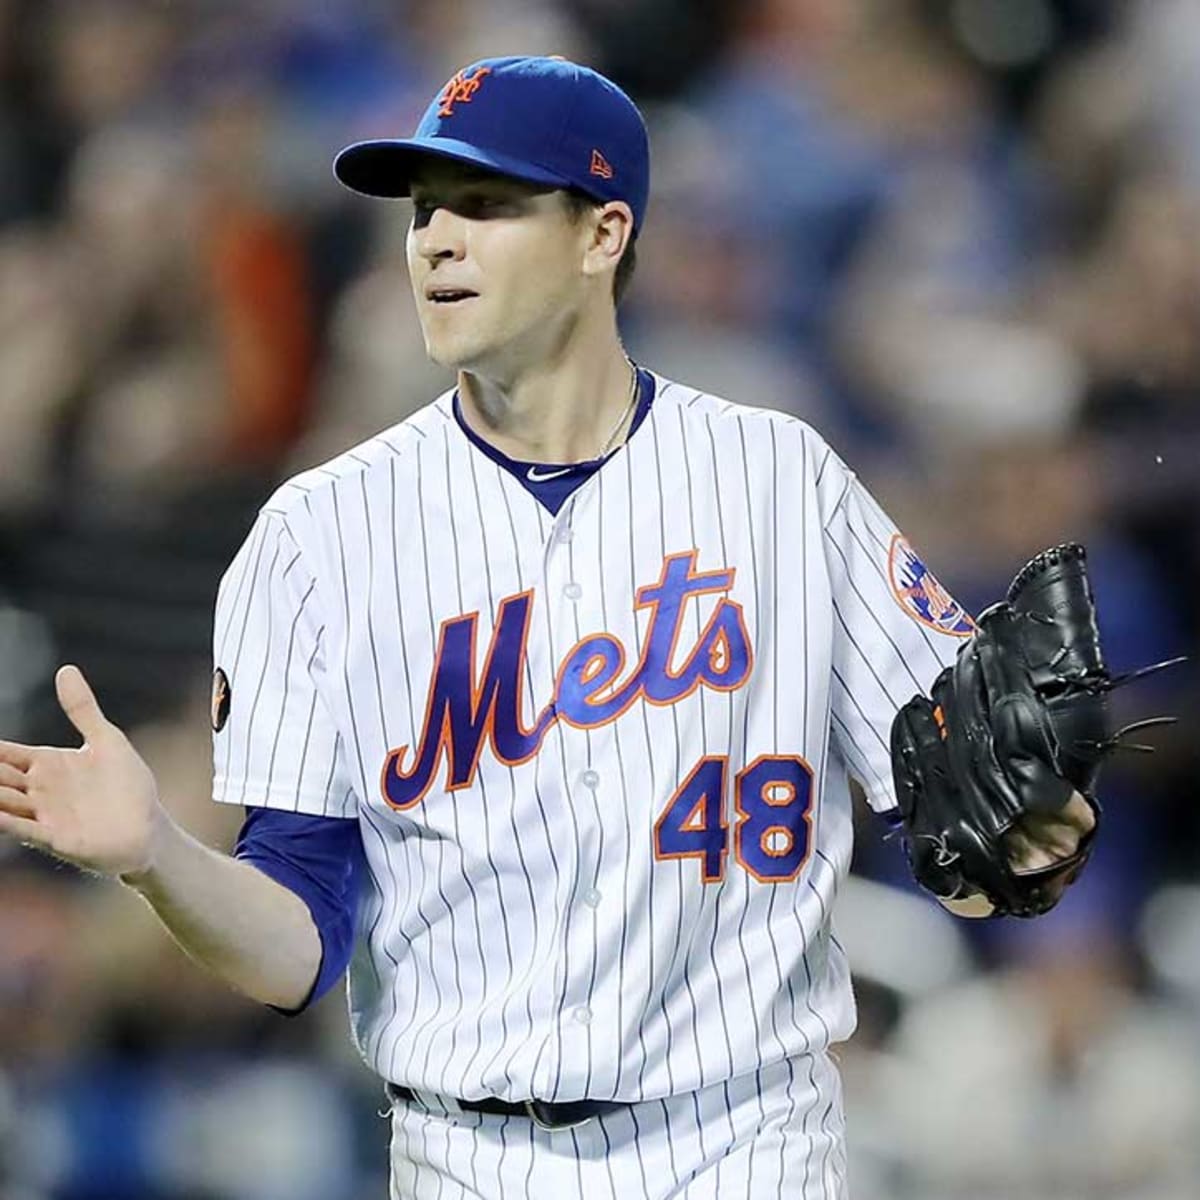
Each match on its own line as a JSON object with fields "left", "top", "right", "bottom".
{"left": 1, "top": 0, "right": 1198, "bottom": 1197}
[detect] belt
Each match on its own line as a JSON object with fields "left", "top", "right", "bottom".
{"left": 386, "top": 1082, "right": 621, "bottom": 1131}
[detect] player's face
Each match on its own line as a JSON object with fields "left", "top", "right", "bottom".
{"left": 406, "top": 160, "right": 595, "bottom": 374}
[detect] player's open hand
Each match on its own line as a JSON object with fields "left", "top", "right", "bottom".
{"left": 0, "top": 665, "right": 162, "bottom": 878}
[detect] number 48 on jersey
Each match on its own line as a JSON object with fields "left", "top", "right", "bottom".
{"left": 654, "top": 754, "right": 815, "bottom": 883}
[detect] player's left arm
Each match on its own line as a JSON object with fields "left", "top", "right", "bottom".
{"left": 816, "top": 453, "right": 968, "bottom": 821}
{"left": 890, "top": 543, "right": 1180, "bottom": 918}
{"left": 814, "top": 446, "right": 1174, "bottom": 918}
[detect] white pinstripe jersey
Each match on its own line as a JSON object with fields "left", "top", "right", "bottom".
{"left": 211, "top": 372, "right": 968, "bottom": 1103}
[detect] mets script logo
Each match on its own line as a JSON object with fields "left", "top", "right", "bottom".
{"left": 437, "top": 66, "right": 492, "bottom": 118}
{"left": 381, "top": 550, "right": 753, "bottom": 809}
{"left": 887, "top": 534, "right": 974, "bottom": 637}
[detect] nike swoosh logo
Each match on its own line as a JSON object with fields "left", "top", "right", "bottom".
{"left": 526, "top": 466, "right": 573, "bottom": 482}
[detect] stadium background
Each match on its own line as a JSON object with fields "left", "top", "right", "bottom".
{"left": 1, "top": 1, "right": 1198, "bottom": 1196}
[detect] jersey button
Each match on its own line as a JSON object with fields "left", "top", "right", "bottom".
{"left": 572, "top": 1006, "right": 593, "bottom": 1025}
{"left": 556, "top": 526, "right": 574, "bottom": 543}
{"left": 581, "top": 769, "right": 600, "bottom": 790}
{"left": 563, "top": 581, "right": 583, "bottom": 600}
{"left": 582, "top": 888, "right": 602, "bottom": 908}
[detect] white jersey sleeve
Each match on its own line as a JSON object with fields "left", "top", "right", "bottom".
{"left": 211, "top": 509, "right": 357, "bottom": 818}
{"left": 817, "top": 456, "right": 973, "bottom": 813}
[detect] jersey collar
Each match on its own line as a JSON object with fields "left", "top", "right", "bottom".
{"left": 450, "top": 367, "right": 655, "bottom": 513}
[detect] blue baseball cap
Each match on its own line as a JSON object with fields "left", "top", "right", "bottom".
{"left": 333, "top": 55, "right": 650, "bottom": 231}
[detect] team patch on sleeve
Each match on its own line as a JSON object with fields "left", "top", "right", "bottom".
{"left": 887, "top": 534, "right": 975, "bottom": 637}
{"left": 211, "top": 668, "right": 231, "bottom": 732}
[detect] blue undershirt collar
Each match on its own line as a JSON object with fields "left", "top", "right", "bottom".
{"left": 451, "top": 367, "right": 655, "bottom": 514}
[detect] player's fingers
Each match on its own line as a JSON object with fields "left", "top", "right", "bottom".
{"left": 1061, "top": 790, "right": 1097, "bottom": 835}
{"left": 0, "top": 809, "right": 48, "bottom": 848}
{"left": 0, "top": 785, "right": 36, "bottom": 820}
{"left": 0, "top": 762, "right": 28, "bottom": 792}
{"left": 55, "top": 665, "right": 112, "bottom": 743}
{"left": 1015, "top": 804, "right": 1091, "bottom": 857}
{"left": 0, "top": 739, "right": 33, "bottom": 770}
{"left": 1005, "top": 825, "right": 1065, "bottom": 873}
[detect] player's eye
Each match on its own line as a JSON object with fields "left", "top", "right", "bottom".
{"left": 410, "top": 194, "right": 513, "bottom": 227}
{"left": 461, "top": 194, "right": 512, "bottom": 218}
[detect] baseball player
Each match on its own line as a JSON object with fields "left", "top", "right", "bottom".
{"left": 0, "top": 56, "right": 1101, "bottom": 1198}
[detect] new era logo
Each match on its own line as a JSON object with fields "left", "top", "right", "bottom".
{"left": 438, "top": 66, "right": 492, "bottom": 118}
{"left": 590, "top": 149, "right": 614, "bottom": 180}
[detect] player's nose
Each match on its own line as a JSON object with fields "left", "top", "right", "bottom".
{"left": 413, "top": 205, "right": 467, "bottom": 264}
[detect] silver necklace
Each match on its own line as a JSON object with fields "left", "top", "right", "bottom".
{"left": 595, "top": 360, "right": 640, "bottom": 460}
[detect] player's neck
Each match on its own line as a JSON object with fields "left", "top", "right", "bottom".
{"left": 457, "top": 326, "right": 636, "bottom": 465}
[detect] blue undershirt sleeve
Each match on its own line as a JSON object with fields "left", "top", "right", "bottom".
{"left": 233, "top": 806, "right": 366, "bottom": 1015}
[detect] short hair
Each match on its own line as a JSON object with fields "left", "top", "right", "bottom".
{"left": 561, "top": 189, "right": 638, "bottom": 305}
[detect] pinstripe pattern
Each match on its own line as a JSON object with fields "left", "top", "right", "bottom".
{"left": 388, "top": 1050, "right": 846, "bottom": 1198}
{"left": 211, "top": 373, "right": 963, "bottom": 1196}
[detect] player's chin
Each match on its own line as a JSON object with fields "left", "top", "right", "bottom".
{"left": 421, "top": 333, "right": 478, "bottom": 371}
{"left": 425, "top": 332, "right": 501, "bottom": 374}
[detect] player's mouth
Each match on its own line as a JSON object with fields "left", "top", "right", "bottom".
{"left": 426, "top": 285, "right": 479, "bottom": 305}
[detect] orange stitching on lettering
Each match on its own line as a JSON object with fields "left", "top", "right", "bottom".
{"left": 734, "top": 754, "right": 816, "bottom": 884}
{"left": 652, "top": 754, "right": 730, "bottom": 883}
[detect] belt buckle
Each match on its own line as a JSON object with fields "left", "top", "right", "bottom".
{"left": 523, "top": 1099, "right": 593, "bottom": 1132}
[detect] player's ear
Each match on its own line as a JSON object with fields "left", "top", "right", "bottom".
{"left": 581, "top": 201, "right": 633, "bottom": 283}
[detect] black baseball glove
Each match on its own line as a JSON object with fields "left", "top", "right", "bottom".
{"left": 890, "top": 543, "right": 1179, "bottom": 918}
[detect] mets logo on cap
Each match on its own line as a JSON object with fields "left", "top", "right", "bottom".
{"left": 438, "top": 66, "right": 492, "bottom": 117}
{"left": 887, "top": 535, "right": 974, "bottom": 637}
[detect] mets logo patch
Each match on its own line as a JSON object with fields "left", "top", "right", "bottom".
{"left": 887, "top": 535, "right": 974, "bottom": 637}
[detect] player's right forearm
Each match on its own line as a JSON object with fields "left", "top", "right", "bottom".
{"left": 120, "top": 812, "right": 321, "bottom": 1011}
